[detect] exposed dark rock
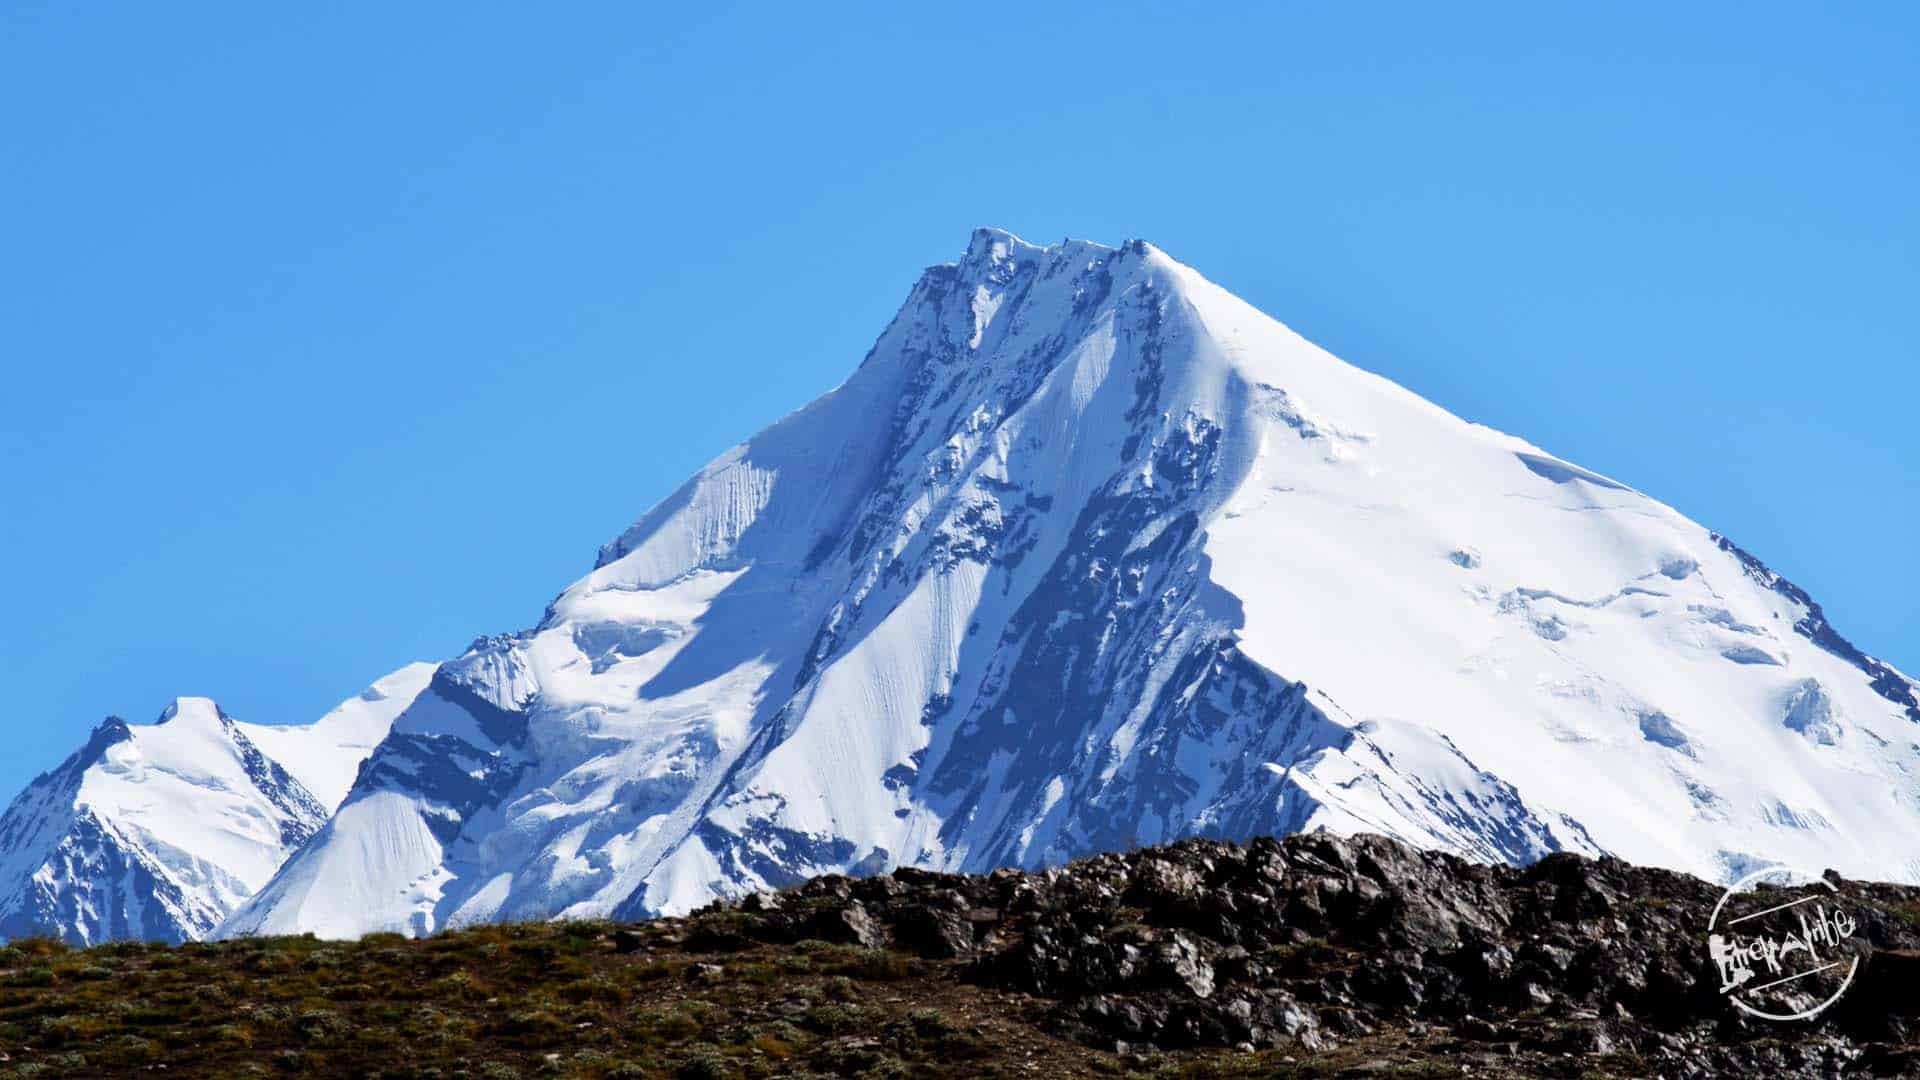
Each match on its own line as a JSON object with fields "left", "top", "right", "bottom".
{"left": 694, "top": 830, "right": 1920, "bottom": 1077}
{"left": 804, "top": 897, "right": 885, "bottom": 949}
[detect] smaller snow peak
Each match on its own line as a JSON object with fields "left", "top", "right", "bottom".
{"left": 1114, "top": 238, "right": 1192, "bottom": 278}
{"left": 155, "top": 696, "right": 223, "bottom": 727}
{"left": 66, "top": 715, "right": 135, "bottom": 772}
{"left": 954, "top": 228, "right": 1044, "bottom": 292}
{"left": 965, "top": 226, "right": 1021, "bottom": 259}
{"left": 956, "top": 228, "right": 1126, "bottom": 279}
{"left": 465, "top": 633, "right": 517, "bottom": 656}
{"left": 357, "top": 661, "right": 439, "bottom": 704}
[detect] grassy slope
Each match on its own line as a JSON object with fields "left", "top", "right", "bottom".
{"left": 0, "top": 914, "right": 1509, "bottom": 1080}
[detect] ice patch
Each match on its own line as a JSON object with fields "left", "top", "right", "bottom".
{"left": 1688, "top": 605, "right": 1765, "bottom": 635}
{"left": 1720, "top": 645, "right": 1781, "bottom": 666}
{"left": 1782, "top": 679, "right": 1842, "bottom": 745}
{"left": 1637, "top": 711, "right": 1693, "bottom": 756}
{"left": 1760, "top": 800, "right": 1833, "bottom": 831}
{"left": 1514, "top": 452, "right": 1630, "bottom": 491}
{"left": 572, "top": 621, "right": 681, "bottom": 674}
{"left": 1657, "top": 555, "right": 1698, "bottom": 581}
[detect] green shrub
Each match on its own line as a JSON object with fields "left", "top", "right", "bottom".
{"left": 294, "top": 1008, "right": 350, "bottom": 1043}
{"left": 674, "top": 1047, "right": 732, "bottom": 1080}
{"left": 802, "top": 1002, "right": 871, "bottom": 1035}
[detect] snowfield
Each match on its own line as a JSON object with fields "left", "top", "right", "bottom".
{"left": 8, "top": 230, "right": 1917, "bottom": 944}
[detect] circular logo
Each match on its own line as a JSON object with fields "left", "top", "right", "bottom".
{"left": 1705, "top": 864, "right": 1864, "bottom": 1022}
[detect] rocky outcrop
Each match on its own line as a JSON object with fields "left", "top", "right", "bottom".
{"left": 693, "top": 832, "right": 1920, "bottom": 1077}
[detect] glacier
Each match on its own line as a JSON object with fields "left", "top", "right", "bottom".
{"left": 10, "top": 229, "right": 1918, "bottom": 944}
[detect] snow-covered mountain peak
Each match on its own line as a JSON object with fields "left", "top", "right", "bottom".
{"left": 959, "top": 224, "right": 1039, "bottom": 264}
{"left": 14, "top": 230, "right": 1917, "bottom": 945}
{"left": 0, "top": 668, "right": 434, "bottom": 944}
{"left": 951, "top": 227, "right": 1133, "bottom": 279}
{"left": 58, "top": 715, "right": 137, "bottom": 772}
{"left": 218, "top": 230, "right": 1920, "bottom": 943}
{"left": 154, "top": 695, "right": 221, "bottom": 726}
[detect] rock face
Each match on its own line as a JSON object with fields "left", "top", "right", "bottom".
{"left": 0, "top": 666, "right": 434, "bottom": 944}
{"left": 689, "top": 832, "right": 1920, "bottom": 1077}
{"left": 217, "top": 227, "right": 1920, "bottom": 941}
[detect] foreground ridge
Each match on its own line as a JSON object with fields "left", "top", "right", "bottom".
{"left": 3, "top": 833, "right": 1917, "bottom": 1077}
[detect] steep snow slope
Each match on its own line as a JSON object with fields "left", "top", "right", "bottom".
{"left": 223, "top": 229, "right": 1919, "bottom": 940}
{"left": 244, "top": 662, "right": 439, "bottom": 807}
{"left": 0, "top": 664, "right": 433, "bottom": 943}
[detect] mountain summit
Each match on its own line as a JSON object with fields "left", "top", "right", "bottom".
{"left": 12, "top": 230, "right": 1919, "bottom": 944}
{"left": 222, "top": 228, "right": 1920, "bottom": 939}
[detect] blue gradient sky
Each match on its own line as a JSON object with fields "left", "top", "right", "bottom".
{"left": 3, "top": 3, "right": 1914, "bottom": 804}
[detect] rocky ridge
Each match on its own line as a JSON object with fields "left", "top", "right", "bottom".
{"left": 689, "top": 831, "right": 1920, "bottom": 1077}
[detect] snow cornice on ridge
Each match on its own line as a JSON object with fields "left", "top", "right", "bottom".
{"left": 154, "top": 695, "right": 226, "bottom": 727}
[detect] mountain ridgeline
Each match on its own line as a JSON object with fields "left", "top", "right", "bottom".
{"left": 4, "top": 230, "right": 1917, "bottom": 946}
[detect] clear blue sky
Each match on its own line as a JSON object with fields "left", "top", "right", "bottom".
{"left": 3, "top": 3, "right": 1914, "bottom": 805}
